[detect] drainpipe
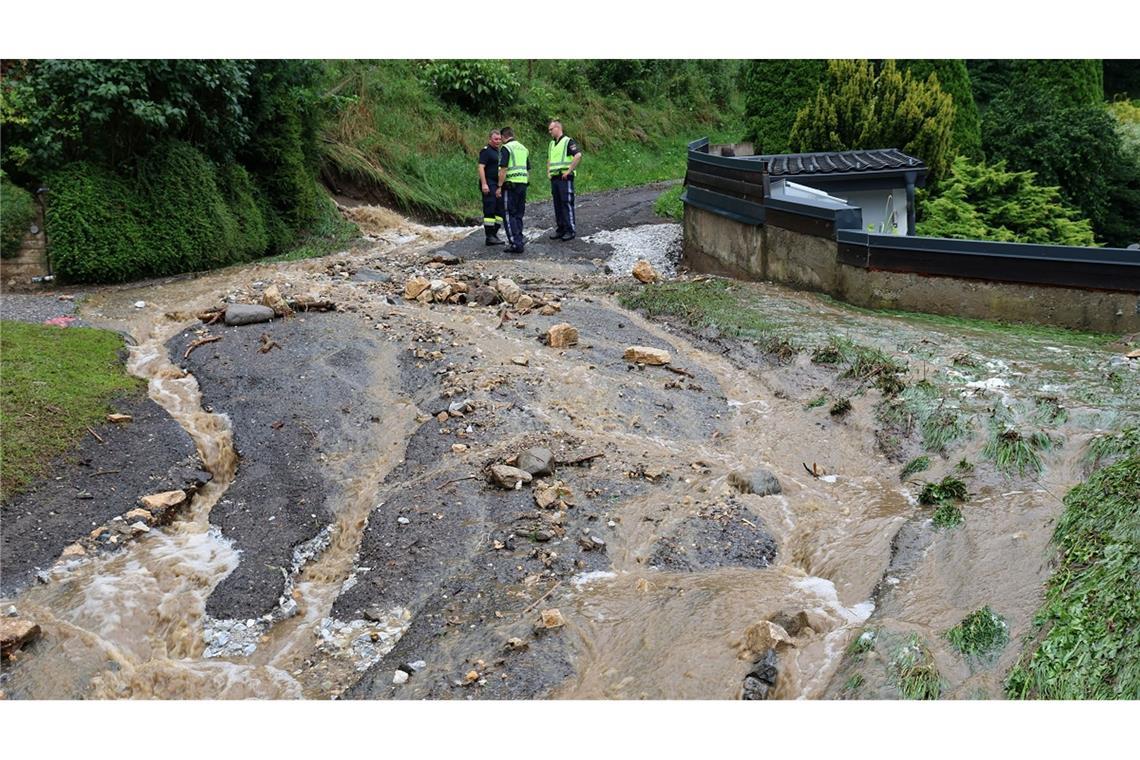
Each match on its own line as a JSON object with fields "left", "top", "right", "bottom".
{"left": 905, "top": 173, "right": 916, "bottom": 236}
{"left": 761, "top": 160, "right": 771, "bottom": 199}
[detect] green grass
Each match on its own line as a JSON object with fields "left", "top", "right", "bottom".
{"left": 901, "top": 455, "right": 931, "bottom": 481}
{"left": 1005, "top": 450, "right": 1140, "bottom": 699}
{"left": 983, "top": 422, "right": 1053, "bottom": 476}
{"left": 931, "top": 503, "right": 964, "bottom": 528}
{"left": 829, "top": 397, "right": 852, "bottom": 416}
{"left": 918, "top": 475, "right": 969, "bottom": 505}
{"left": 955, "top": 458, "right": 975, "bottom": 474}
{"left": 946, "top": 607, "right": 1008, "bottom": 659}
{"left": 653, "top": 183, "right": 684, "bottom": 221}
{"left": 264, "top": 195, "right": 360, "bottom": 263}
{"left": 843, "top": 673, "right": 865, "bottom": 692}
{"left": 320, "top": 61, "right": 744, "bottom": 222}
{"left": 1085, "top": 427, "right": 1140, "bottom": 470}
{"left": 892, "top": 635, "right": 943, "bottom": 700}
{"left": 805, "top": 393, "right": 828, "bottom": 410}
{"left": 847, "top": 629, "right": 877, "bottom": 655}
{"left": 0, "top": 321, "right": 144, "bottom": 500}
{"left": 618, "top": 279, "right": 782, "bottom": 341}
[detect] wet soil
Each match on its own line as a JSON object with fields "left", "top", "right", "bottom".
{"left": 1, "top": 387, "right": 206, "bottom": 596}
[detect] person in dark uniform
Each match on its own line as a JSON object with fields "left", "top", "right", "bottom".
{"left": 546, "top": 120, "right": 583, "bottom": 241}
{"left": 496, "top": 126, "right": 530, "bottom": 254}
{"left": 477, "top": 129, "right": 505, "bottom": 246}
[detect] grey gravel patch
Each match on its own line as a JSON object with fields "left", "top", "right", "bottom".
{"left": 584, "top": 223, "right": 682, "bottom": 278}
{"left": 0, "top": 293, "right": 87, "bottom": 326}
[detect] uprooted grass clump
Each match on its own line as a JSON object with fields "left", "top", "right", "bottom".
{"left": 946, "top": 607, "right": 1008, "bottom": 659}
{"left": 1085, "top": 427, "right": 1140, "bottom": 471}
{"left": 931, "top": 503, "right": 964, "bottom": 528}
{"left": 892, "top": 635, "right": 943, "bottom": 700}
{"left": 618, "top": 279, "right": 782, "bottom": 344}
{"left": 983, "top": 422, "right": 1053, "bottom": 476}
{"left": 919, "top": 475, "right": 969, "bottom": 505}
{"left": 829, "top": 397, "right": 852, "bottom": 417}
{"left": 1005, "top": 450, "right": 1140, "bottom": 699}
{"left": 877, "top": 381, "right": 969, "bottom": 456}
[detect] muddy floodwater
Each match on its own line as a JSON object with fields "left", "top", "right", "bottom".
{"left": 2, "top": 187, "right": 1136, "bottom": 700}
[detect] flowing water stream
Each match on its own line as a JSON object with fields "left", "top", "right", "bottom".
{"left": 3, "top": 209, "right": 1135, "bottom": 700}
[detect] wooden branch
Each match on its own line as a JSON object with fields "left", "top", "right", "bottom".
{"left": 184, "top": 335, "right": 221, "bottom": 359}
{"left": 87, "top": 426, "right": 105, "bottom": 444}
{"left": 521, "top": 580, "right": 562, "bottom": 616}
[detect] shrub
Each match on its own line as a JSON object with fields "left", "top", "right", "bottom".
{"left": 739, "top": 60, "right": 826, "bottom": 153}
{"left": 217, "top": 163, "right": 269, "bottom": 262}
{"left": 1, "top": 173, "right": 37, "bottom": 258}
{"left": 969, "top": 60, "right": 1103, "bottom": 113}
{"left": 917, "top": 156, "right": 1098, "bottom": 246}
{"left": 585, "top": 60, "right": 658, "bottom": 102}
{"left": 421, "top": 60, "right": 518, "bottom": 115}
{"left": 899, "top": 60, "right": 982, "bottom": 159}
{"left": 653, "top": 184, "right": 684, "bottom": 220}
{"left": 789, "top": 60, "right": 956, "bottom": 183}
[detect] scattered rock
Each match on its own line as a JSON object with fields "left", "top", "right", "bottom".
{"left": 351, "top": 269, "right": 393, "bottom": 284}
{"left": 393, "top": 670, "right": 409, "bottom": 685}
{"left": 469, "top": 286, "right": 500, "bottom": 307}
{"left": 547, "top": 323, "right": 579, "bottom": 348}
{"left": 534, "top": 480, "right": 575, "bottom": 509}
{"left": 397, "top": 517, "right": 410, "bottom": 525}
{"left": 540, "top": 608, "right": 566, "bottom": 629}
{"left": 262, "top": 285, "right": 293, "bottom": 317}
{"left": 506, "top": 637, "right": 529, "bottom": 651}
{"left": 741, "top": 649, "right": 779, "bottom": 700}
{"left": 106, "top": 413, "right": 133, "bottom": 424}
{"left": 632, "top": 259, "right": 660, "bottom": 284}
{"left": 139, "top": 490, "right": 189, "bottom": 522}
{"left": 624, "top": 346, "right": 670, "bottom": 365}
{"left": 465, "top": 670, "right": 480, "bottom": 683}
{"left": 768, "top": 611, "right": 811, "bottom": 637}
{"left": 0, "top": 618, "right": 41, "bottom": 659}
{"left": 729, "top": 469, "right": 782, "bottom": 497}
{"left": 511, "top": 355, "right": 529, "bottom": 367}
{"left": 224, "top": 304, "right": 276, "bottom": 326}
{"left": 516, "top": 294, "right": 535, "bottom": 311}
{"left": 490, "top": 465, "right": 533, "bottom": 489}
{"left": 60, "top": 543, "right": 86, "bottom": 558}
{"left": 518, "top": 447, "right": 554, "bottom": 476}
{"left": 743, "top": 621, "right": 795, "bottom": 655}
{"left": 452, "top": 444, "right": 469, "bottom": 454}
{"left": 124, "top": 508, "right": 153, "bottom": 523}
{"left": 404, "top": 276, "right": 430, "bottom": 300}
{"left": 134, "top": 301, "right": 146, "bottom": 309}
{"left": 495, "top": 277, "right": 522, "bottom": 305}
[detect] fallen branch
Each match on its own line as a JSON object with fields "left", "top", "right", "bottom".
{"left": 438, "top": 474, "right": 478, "bottom": 490}
{"left": 87, "top": 426, "right": 105, "bottom": 444}
{"left": 803, "top": 462, "right": 822, "bottom": 478}
{"left": 92, "top": 469, "right": 121, "bottom": 477}
{"left": 184, "top": 335, "right": 221, "bottom": 359}
{"left": 664, "top": 365, "right": 695, "bottom": 378}
{"left": 288, "top": 299, "right": 337, "bottom": 312}
{"left": 521, "top": 580, "right": 562, "bottom": 617}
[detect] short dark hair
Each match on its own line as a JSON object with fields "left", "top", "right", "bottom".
{"left": 489, "top": 128, "right": 501, "bottom": 139}
{"left": 500, "top": 126, "right": 514, "bottom": 140}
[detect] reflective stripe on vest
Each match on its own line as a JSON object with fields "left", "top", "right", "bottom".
{"left": 548, "top": 135, "right": 573, "bottom": 177}
{"left": 504, "top": 141, "right": 529, "bottom": 184}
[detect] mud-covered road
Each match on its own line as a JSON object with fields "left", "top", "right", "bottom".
{"left": 2, "top": 184, "right": 1136, "bottom": 700}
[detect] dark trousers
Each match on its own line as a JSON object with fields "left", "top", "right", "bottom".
{"left": 481, "top": 184, "right": 504, "bottom": 238}
{"left": 551, "top": 176, "right": 576, "bottom": 236}
{"left": 503, "top": 183, "right": 527, "bottom": 250}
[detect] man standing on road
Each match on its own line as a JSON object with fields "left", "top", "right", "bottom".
{"left": 496, "top": 126, "right": 530, "bottom": 254}
{"left": 478, "top": 129, "right": 505, "bottom": 246}
{"left": 547, "top": 120, "right": 582, "bottom": 241}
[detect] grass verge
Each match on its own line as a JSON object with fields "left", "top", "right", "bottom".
{"left": 893, "top": 635, "right": 943, "bottom": 699}
{"left": 0, "top": 321, "right": 143, "bottom": 500}
{"left": 1005, "top": 434, "right": 1140, "bottom": 699}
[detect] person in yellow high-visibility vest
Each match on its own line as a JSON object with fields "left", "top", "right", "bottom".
{"left": 495, "top": 126, "right": 530, "bottom": 254}
{"left": 546, "top": 120, "right": 583, "bottom": 241}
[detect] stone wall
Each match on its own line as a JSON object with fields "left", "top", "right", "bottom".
{"left": 1, "top": 205, "right": 50, "bottom": 291}
{"left": 682, "top": 204, "right": 1140, "bottom": 334}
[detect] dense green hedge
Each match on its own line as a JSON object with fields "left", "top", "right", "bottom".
{"left": 1, "top": 174, "right": 38, "bottom": 258}
{"left": 900, "top": 60, "right": 982, "bottom": 160}
{"left": 45, "top": 141, "right": 309, "bottom": 282}
{"left": 739, "top": 60, "right": 826, "bottom": 154}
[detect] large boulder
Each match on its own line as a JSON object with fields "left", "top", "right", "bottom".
{"left": 624, "top": 346, "right": 670, "bottom": 365}
{"left": 224, "top": 304, "right": 276, "bottom": 326}
{"left": 729, "top": 469, "right": 782, "bottom": 497}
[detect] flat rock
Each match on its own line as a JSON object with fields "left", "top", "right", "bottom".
{"left": 0, "top": 618, "right": 41, "bottom": 658}
{"left": 518, "top": 447, "right": 554, "bottom": 476}
{"left": 404, "top": 276, "right": 430, "bottom": 299}
{"left": 224, "top": 304, "right": 276, "bottom": 326}
{"left": 744, "top": 620, "right": 795, "bottom": 654}
{"left": 139, "top": 490, "right": 188, "bottom": 521}
{"left": 547, "top": 323, "right": 579, "bottom": 349}
{"left": 729, "top": 469, "right": 782, "bottom": 497}
{"left": 632, "top": 259, "right": 660, "bottom": 284}
{"left": 624, "top": 345, "right": 671, "bottom": 365}
{"left": 490, "top": 464, "right": 532, "bottom": 489}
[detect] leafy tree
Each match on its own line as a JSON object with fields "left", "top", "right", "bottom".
{"left": 1105, "top": 60, "right": 1140, "bottom": 99}
{"left": 983, "top": 93, "right": 1140, "bottom": 246}
{"left": 739, "top": 60, "right": 826, "bottom": 153}
{"left": 968, "top": 59, "right": 1103, "bottom": 113}
{"left": 1, "top": 171, "right": 38, "bottom": 258}
{"left": 420, "top": 60, "right": 519, "bottom": 115}
{"left": 789, "top": 60, "right": 956, "bottom": 182}
{"left": 917, "top": 155, "right": 1097, "bottom": 246}
{"left": 900, "top": 60, "right": 982, "bottom": 159}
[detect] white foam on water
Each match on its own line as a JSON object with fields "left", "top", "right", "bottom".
{"left": 570, "top": 570, "right": 618, "bottom": 588}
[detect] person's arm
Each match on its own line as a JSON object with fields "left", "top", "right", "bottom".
{"left": 563, "top": 141, "right": 582, "bottom": 178}
{"left": 478, "top": 161, "right": 489, "bottom": 194}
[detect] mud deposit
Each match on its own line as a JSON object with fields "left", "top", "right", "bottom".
{"left": 2, "top": 185, "right": 1136, "bottom": 701}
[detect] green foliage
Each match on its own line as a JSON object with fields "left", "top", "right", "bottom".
{"left": 421, "top": 60, "right": 519, "bottom": 115}
{"left": 847, "top": 629, "right": 877, "bottom": 655}
{"left": 892, "top": 635, "right": 943, "bottom": 699}
{"left": 983, "top": 419, "right": 1053, "bottom": 476}
{"left": 1105, "top": 61, "right": 1140, "bottom": 99}
{"left": 899, "top": 60, "right": 982, "bottom": 159}
{"left": 217, "top": 163, "right": 270, "bottom": 261}
{"left": 1085, "top": 427, "right": 1140, "bottom": 471}
{"left": 0, "top": 321, "right": 144, "bottom": 500}
{"left": 946, "top": 607, "right": 1008, "bottom": 659}
{"left": 931, "top": 503, "right": 964, "bottom": 528}
{"left": 1, "top": 173, "right": 37, "bottom": 258}
{"left": 917, "top": 156, "right": 1097, "bottom": 246}
{"left": 901, "top": 455, "right": 931, "bottom": 481}
{"left": 789, "top": 60, "right": 956, "bottom": 183}
{"left": 584, "top": 60, "right": 658, "bottom": 102}
{"left": 918, "top": 475, "right": 968, "bottom": 505}
{"left": 969, "top": 60, "right": 1103, "bottom": 113}
{"left": 653, "top": 184, "right": 684, "bottom": 220}
{"left": 739, "top": 60, "right": 826, "bottom": 153}
{"left": 1006, "top": 452, "right": 1140, "bottom": 699}
{"left": 1, "top": 59, "right": 255, "bottom": 176}
{"left": 983, "top": 94, "right": 1140, "bottom": 246}
{"left": 829, "top": 397, "right": 852, "bottom": 416}
{"left": 841, "top": 341, "right": 908, "bottom": 396}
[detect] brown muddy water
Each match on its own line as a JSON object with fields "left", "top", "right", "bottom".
{"left": 2, "top": 207, "right": 1136, "bottom": 700}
